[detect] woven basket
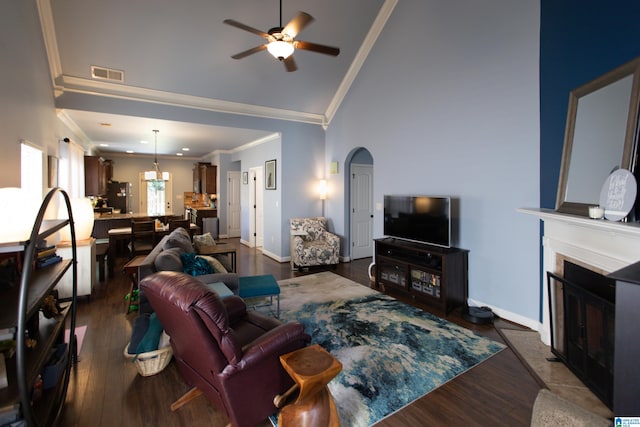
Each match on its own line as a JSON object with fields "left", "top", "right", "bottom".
{"left": 123, "top": 344, "right": 173, "bottom": 377}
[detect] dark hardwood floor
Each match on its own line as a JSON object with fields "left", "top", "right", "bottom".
{"left": 62, "top": 239, "right": 540, "bottom": 426}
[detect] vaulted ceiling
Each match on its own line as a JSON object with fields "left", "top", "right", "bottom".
{"left": 40, "top": 0, "right": 395, "bottom": 158}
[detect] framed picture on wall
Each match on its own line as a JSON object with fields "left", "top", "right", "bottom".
{"left": 242, "top": 171, "right": 248, "bottom": 185}
{"left": 265, "top": 159, "right": 276, "bottom": 190}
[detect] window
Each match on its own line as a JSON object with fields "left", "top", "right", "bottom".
{"left": 21, "top": 142, "right": 43, "bottom": 200}
{"left": 139, "top": 173, "right": 172, "bottom": 216}
{"left": 146, "top": 180, "right": 166, "bottom": 216}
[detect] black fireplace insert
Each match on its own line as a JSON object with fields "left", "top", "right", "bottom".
{"left": 546, "top": 261, "right": 615, "bottom": 409}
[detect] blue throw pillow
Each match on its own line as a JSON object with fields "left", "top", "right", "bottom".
{"left": 180, "top": 252, "right": 214, "bottom": 276}
{"left": 128, "top": 314, "right": 150, "bottom": 355}
{"left": 135, "top": 312, "right": 163, "bottom": 355}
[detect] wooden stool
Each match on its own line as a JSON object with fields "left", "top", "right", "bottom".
{"left": 95, "top": 243, "right": 108, "bottom": 282}
{"left": 277, "top": 344, "right": 342, "bottom": 427}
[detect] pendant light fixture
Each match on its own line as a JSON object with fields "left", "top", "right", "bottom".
{"left": 144, "top": 129, "right": 169, "bottom": 181}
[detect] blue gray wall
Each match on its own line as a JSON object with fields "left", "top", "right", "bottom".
{"left": 0, "top": 1, "right": 69, "bottom": 188}
{"left": 326, "top": 0, "right": 541, "bottom": 326}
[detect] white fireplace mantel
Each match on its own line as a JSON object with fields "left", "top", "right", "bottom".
{"left": 519, "top": 207, "right": 640, "bottom": 344}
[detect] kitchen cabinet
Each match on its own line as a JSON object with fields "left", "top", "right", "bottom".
{"left": 84, "top": 156, "right": 112, "bottom": 196}
{"left": 193, "top": 162, "right": 217, "bottom": 195}
{"left": 187, "top": 207, "right": 217, "bottom": 234}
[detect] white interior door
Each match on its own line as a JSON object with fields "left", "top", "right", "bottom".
{"left": 249, "top": 167, "right": 264, "bottom": 248}
{"left": 164, "top": 177, "right": 173, "bottom": 214}
{"left": 255, "top": 167, "right": 264, "bottom": 247}
{"left": 350, "top": 164, "right": 374, "bottom": 259}
{"left": 227, "top": 171, "right": 241, "bottom": 238}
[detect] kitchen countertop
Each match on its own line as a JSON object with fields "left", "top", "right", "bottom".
{"left": 93, "top": 212, "right": 179, "bottom": 220}
{"left": 188, "top": 206, "right": 217, "bottom": 211}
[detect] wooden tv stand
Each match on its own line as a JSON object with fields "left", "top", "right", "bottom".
{"left": 374, "top": 238, "right": 469, "bottom": 315}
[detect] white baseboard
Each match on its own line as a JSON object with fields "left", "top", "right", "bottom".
{"left": 468, "top": 298, "right": 540, "bottom": 332}
{"left": 262, "top": 248, "right": 286, "bottom": 263}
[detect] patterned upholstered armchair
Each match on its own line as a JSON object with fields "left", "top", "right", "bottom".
{"left": 289, "top": 217, "right": 340, "bottom": 270}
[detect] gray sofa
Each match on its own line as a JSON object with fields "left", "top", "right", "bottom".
{"left": 137, "top": 227, "right": 238, "bottom": 314}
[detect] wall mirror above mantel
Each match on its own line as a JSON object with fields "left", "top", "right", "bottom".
{"left": 556, "top": 57, "right": 640, "bottom": 217}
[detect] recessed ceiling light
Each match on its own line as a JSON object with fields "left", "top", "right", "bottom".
{"left": 100, "top": 143, "right": 109, "bottom": 147}
{"left": 176, "top": 153, "right": 183, "bottom": 156}
{"left": 126, "top": 150, "right": 134, "bottom": 154}
{"left": 182, "top": 147, "right": 190, "bottom": 151}
{"left": 140, "top": 140, "right": 149, "bottom": 144}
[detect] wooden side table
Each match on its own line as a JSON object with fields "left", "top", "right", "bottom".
{"left": 199, "top": 243, "right": 237, "bottom": 272}
{"left": 278, "top": 344, "right": 342, "bottom": 427}
{"left": 123, "top": 255, "right": 147, "bottom": 314}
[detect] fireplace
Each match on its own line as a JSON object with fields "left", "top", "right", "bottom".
{"left": 520, "top": 207, "right": 640, "bottom": 415}
{"left": 547, "top": 261, "right": 615, "bottom": 409}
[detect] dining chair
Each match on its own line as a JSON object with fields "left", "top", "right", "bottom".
{"left": 168, "top": 218, "right": 190, "bottom": 232}
{"left": 128, "top": 219, "right": 155, "bottom": 258}
{"left": 169, "top": 218, "right": 191, "bottom": 238}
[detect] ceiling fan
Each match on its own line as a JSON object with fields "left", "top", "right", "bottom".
{"left": 223, "top": 0, "right": 340, "bottom": 72}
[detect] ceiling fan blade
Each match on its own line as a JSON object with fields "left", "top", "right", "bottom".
{"left": 223, "top": 19, "right": 270, "bottom": 39}
{"left": 283, "top": 12, "right": 314, "bottom": 38}
{"left": 231, "top": 44, "right": 267, "bottom": 60}
{"left": 283, "top": 55, "right": 297, "bottom": 72}
{"left": 294, "top": 40, "right": 340, "bottom": 56}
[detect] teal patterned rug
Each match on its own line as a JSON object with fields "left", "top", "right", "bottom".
{"left": 268, "top": 271, "right": 505, "bottom": 427}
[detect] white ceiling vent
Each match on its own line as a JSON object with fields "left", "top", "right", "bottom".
{"left": 90, "top": 65, "right": 124, "bottom": 83}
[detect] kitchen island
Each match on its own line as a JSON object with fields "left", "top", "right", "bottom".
{"left": 92, "top": 212, "right": 182, "bottom": 240}
{"left": 185, "top": 206, "right": 218, "bottom": 236}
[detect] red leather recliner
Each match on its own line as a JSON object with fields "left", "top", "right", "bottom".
{"left": 139, "top": 271, "right": 310, "bottom": 427}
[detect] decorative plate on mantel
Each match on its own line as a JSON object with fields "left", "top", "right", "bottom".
{"left": 599, "top": 168, "right": 637, "bottom": 221}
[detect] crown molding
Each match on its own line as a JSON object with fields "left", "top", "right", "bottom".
{"left": 60, "top": 75, "right": 327, "bottom": 126}
{"left": 56, "top": 109, "right": 92, "bottom": 147}
{"left": 325, "top": 0, "right": 398, "bottom": 126}
{"left": 36, "top": 0, "right": 63, "bottom": 95}
{"left": 201, "top": 132, "right": 281, "bottom": 158}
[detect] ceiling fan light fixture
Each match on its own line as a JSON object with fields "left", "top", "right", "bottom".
{"left": 267, "top": 40, "right": 294, "bottom": 60}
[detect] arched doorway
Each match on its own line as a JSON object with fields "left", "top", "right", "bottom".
{"left": 345, "top": 147, "right": 374, "bottom": 260}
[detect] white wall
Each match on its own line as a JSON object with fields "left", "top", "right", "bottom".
{"left": 231, "top": 134, "right": 281, "bottom": 251}
{"left": 326, "top": 0, "right": 541, "bottom": 325}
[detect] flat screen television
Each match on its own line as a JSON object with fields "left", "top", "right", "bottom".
{"left": 383, "top": 195, "right": 453, "bottom": 247}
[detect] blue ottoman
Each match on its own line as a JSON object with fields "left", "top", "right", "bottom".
{"left": 238, "top": 274, "right": 281, "bottom": 318}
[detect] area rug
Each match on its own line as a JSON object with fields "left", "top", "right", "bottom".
{"left": 267, "top": 271, "right": 505, "bottom": 426}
